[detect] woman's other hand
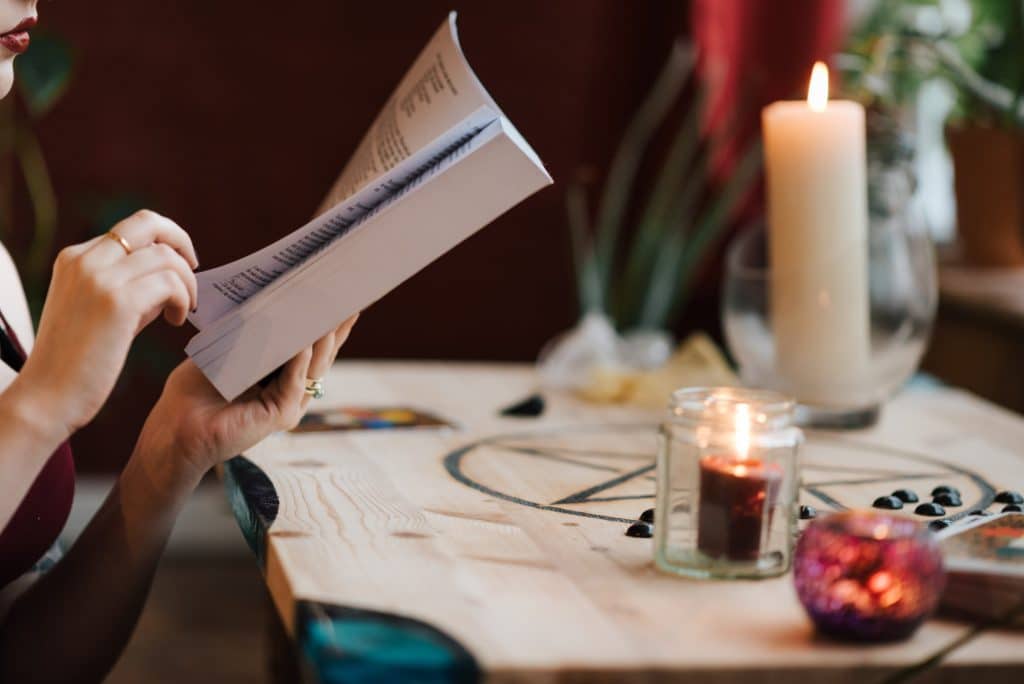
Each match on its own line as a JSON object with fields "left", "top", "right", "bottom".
{"left": 133, "top": 315, "right": 358, "bottom": 491}
{"left": 14, "top": 210, "right": 199, "bottom": 439}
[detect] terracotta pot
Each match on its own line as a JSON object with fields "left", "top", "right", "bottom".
{"left": 947, "top": 123, "right": 1024, "bottom": 267}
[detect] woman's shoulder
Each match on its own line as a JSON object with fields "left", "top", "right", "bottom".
{"left": 0, "top": 242, "right": 34, "bottom": 348}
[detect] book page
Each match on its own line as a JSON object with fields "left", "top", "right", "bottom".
{"left": 189, "top": 12, "right": 500, "bottom": 330}
{"left": 186, "top": 117, "right": 552, "bottom": 399}
{"left": 317, "top": 12, "right": 498, "bottom": 212}
{"left": 187, "top": 122, "right": 499, "bottom": 361}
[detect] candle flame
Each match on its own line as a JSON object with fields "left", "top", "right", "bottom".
{"left": 807, "top": 61, "right": 829, "bottom": 112}
{"left": 735, "top": 403, "right": 751, "bottom": 460}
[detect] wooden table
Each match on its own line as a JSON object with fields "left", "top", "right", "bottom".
{"left": 223, "top": 362, "right": 1024, "bottom": 682}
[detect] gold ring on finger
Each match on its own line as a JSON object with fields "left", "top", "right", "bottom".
{"left": 304, "top": 377, "right": 325, "bottom": 400}
{"left": 106, "top": 230, "right": 133, "bottom": 255}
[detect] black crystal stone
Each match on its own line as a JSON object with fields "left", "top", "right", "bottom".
{"left": 928, "top": 519, "right": 951, "bottom": 532}
{"left": 994, "top": 490, "right": 1024, "bottom": 505}
{"left": 625, "top": 522, "right": 653, "bottom": 538}
{"left": 932, "top": 492, "right": 962, "bottom": 507}
{"left": 639, "top": 508, "right": 655, "bottom": 524}
{"left": 968, "top": 509, "right": 992, "bottom": 516}
{"left": 873, "top": 495, "right": 904, "bottom": 510}
{"left": 931, "top": 485, "right": 961, "bottom": 498}
{"left": 1002, "top": 504, "right": 1024, "bottom": 513}
{"left": 799, "top": 505, "right": 817, "bottom": 520}
{"left": 914, "top": 502, "right": 946, "bottom": 517}
{"left": 499, "top": 394, "right": 545, "bottom": 417}
{"left": 892, "top": 489, "right": 919, "bottom": 504}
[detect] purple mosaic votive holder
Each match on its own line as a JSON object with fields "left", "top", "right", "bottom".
{"left": 793, "top": 511, "right": 945, "bottom": 642}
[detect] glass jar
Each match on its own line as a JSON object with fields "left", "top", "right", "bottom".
{"left": 721, "top": 210, "right": 936, "bottom": 429}
{"left": 654, "top": 387, "right": 802, "bottom": 580}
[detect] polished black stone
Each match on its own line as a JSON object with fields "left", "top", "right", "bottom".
{"left": 931, "top": 485, "right": 961, "bottom": 498}
{"left": 968, "top": 509, "right": 992, "bottom": 516}
{"left": 914, "top": 502, "right": 946, "bottom": 517}
{"left": 873, "top": 495, "right": 904, "bottom": 510}
{"left": 994, "top": 490, "right": 1024, "bottom": 505}
{"left": 625, "top": 522, "right": 653, "bottom": 538}
{"left": 499, "top": 394, "right": 546, "bottom": 417}
{"left": 932, "top": 492, "right": 962, "bottom": 507}
{"left": 1002, "top": 504, "right": 1024, "bottom": 513}
{"left": 799, "top": 504, "right": 817, "bottom": 520}
{"left": 639, "top": 508, "right": 655, "bottom": 524}
{"left": 892, "top": 489, "right": 919, "bottom": 504}
{"left": 928, "top": 519, "right": 951, "bottom": 532}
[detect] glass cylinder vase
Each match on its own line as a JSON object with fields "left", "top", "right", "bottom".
{"left": 654, "top": 387, "right": 802, "bottom": 580}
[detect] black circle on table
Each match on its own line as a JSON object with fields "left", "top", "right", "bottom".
{"left": 442, "top": 425, "right": 998, "bottom": 526}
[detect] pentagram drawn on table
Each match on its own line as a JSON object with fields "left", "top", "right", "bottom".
{"left": 443, "top": 424, "right": 998, "bottom": 525}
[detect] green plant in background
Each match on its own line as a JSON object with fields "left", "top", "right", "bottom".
{"left": 839, "top": 0, "right": 1024, "bottom": 129}
{"left": 0, "top": 31, "right": 72, "bottom": 319}
{"left": 0, "top": 34, "right": 151, "bottom": 309}
{"left": 946, "top": 0, "right": 1024, "bottom": 127}
{"left": 0, "top": 34, "right": 176, "bottom": 384}
{"left": 567, "top": 43, "right": 762, "bottom": 333}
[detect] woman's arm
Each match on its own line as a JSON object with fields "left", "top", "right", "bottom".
{"left": 0, "top": 317, "right": 356, "bottom": 683}
{"left": 0, "top": 211, "right": 199, "bottom": 530}
{"left": 0, "top": 382, "right": 71, "bottom": 523}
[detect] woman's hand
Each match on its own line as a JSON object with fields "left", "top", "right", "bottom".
{"left": 132, "top": 315, "right": 358, "bottom": 491}
{"left": 12, "top": 210, "right": 199, "bottom": 440}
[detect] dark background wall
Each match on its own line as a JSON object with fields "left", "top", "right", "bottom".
{"left": 28, "top": 1, "right": 689, "bottom": 471}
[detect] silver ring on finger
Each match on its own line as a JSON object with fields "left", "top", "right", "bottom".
{"left": 304, "top": 377, "right": 325, "bottom": 400}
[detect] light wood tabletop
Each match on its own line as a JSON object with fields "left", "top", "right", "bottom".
{"left": 222, "top": 361, "right": 1024, "bottom": 682}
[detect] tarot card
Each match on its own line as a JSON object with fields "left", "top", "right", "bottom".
{"left": 293, "top": 406, "right": 456, "bottom": 433}
{"left": 938, "top": 513, "right": 1024, "bottom": 578}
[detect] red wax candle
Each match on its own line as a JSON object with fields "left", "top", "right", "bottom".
{"left": 698, "top": 455, "right": 782, "bottom": 561}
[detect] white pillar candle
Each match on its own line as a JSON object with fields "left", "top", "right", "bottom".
{"left": 762, "top": 62, "right": 870, "bottom": 406}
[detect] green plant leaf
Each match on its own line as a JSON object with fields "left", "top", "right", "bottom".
{"left": 614, "top": 84, "right": 707, "bottom": 326}
{"left": 15, "top": 31, "right": 73, "bottom": 117}
{"left": 637, "top": 141, "right": 762, "bottom": 329}
{"left": 16, "top": 126, "right": 57, "bottom": 290}
{"left": 566, "top": 179, "right": 603, "bottom": 314}
{"left": 590, "top": 43, "right": 694, "bottom": 311}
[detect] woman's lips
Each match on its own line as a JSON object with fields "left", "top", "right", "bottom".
{"left": 0, "top": 17, "right": 36, "bottom": 55}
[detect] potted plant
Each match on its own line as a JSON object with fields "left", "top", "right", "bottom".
{"left": 840, "top": 0, "right": 1024, "bottom": 267}
{"left": 942, "top": 0, "right": 1024, "bottom": 267}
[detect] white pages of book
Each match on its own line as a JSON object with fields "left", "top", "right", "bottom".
{"left": 185, "top": 13, "right": 552, "bottom": 400}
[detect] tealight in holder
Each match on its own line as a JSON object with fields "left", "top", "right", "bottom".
{"left": 654, "top": 387, "right": 802, "bottom": 580}
{"left": 793, "top": 511, "right": 944, "bottom": 641}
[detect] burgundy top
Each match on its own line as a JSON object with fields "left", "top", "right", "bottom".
{"left": 0, "top": 310, "right": 75, "bottom": 588}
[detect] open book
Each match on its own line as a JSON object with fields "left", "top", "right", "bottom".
{"left": 185, "top": 13, "right": 552, "bottom": 400}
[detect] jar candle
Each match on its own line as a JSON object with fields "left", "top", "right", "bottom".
{"left": 655, "top": 387, "right": 802, "bottom": 580}
{"left": 698, "top": 453, "right": 783, "bottom": 561}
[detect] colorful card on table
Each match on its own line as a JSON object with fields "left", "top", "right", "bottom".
{"left": 293, "top": 407, "right": 456, "bottom": 433}
{"left": 939, "top": 513, "right": 1024, "bottom": 577}
{"left": 937, "top": 513, "right": 1024, "bottom": 621}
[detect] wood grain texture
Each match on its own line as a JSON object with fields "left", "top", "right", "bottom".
{"left": 229, "top": 361, "right": 1024, "bottom": 682}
